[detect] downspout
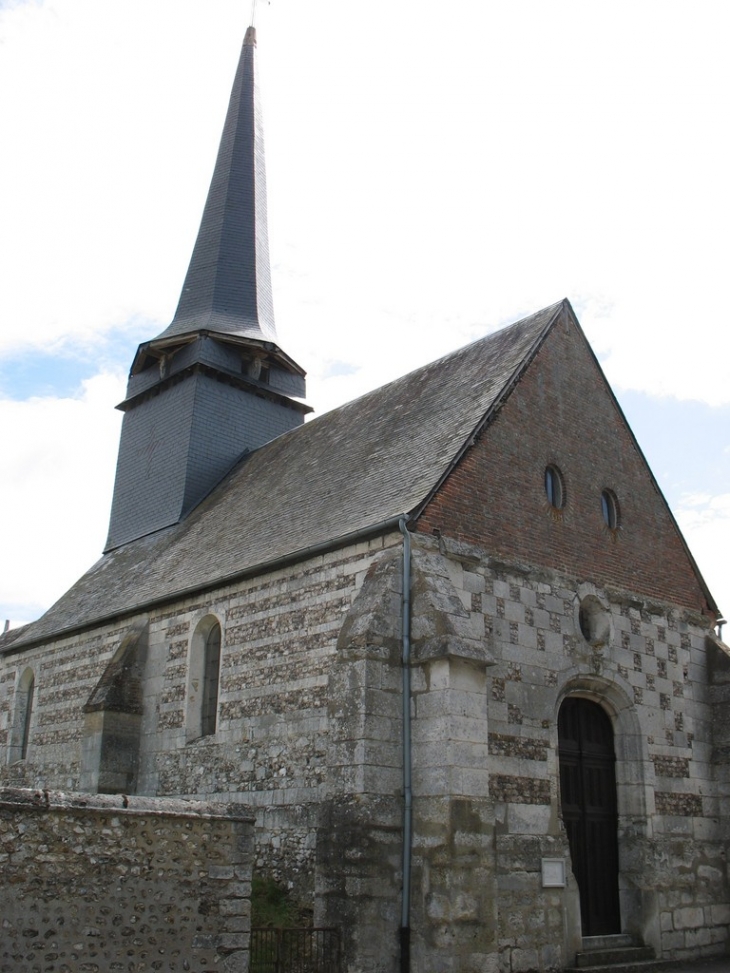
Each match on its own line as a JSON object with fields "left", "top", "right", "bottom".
{"left": 399, "top": 516, "right": 413, "bottom": 973}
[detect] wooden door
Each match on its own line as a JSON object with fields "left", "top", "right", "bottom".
{"left": 558, "top": 697, "right": 621, "bottom": 935}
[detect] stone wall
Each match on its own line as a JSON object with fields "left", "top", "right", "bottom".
{"left": 2, "top": 521, "right": 728, "bottom": 972}
{"left": 415, "top": 534, "right": 728, "bottom": 969}
{"left": 0, "top": 536, "right": 398, "bottom": 898}
{"left": 325, "top": 533, "right": 728, "bottom": 972}
{"left": 142, "top": 535, "right": 398, "bottom": 896}
{"left": 0, "top": 788, "right": 253, "bottom": 973}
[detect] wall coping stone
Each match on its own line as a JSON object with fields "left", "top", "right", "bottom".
{"left": 0, "top": 786, "right": 254, "bottom": 823}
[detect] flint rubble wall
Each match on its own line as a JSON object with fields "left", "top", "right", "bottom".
{"left": 0, "top": 788, "right": 254, "bottom": 973}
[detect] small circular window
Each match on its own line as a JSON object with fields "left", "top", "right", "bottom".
{"left": 577, "top": 594, "right": 611, "bottom": 645}
{"left": 601, "top": 489, "right": 620, "bottom": 529}
{"left": 545, "top": 465, "right": 565, "bottom": 510}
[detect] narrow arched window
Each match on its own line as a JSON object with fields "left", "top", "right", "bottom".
{"left": 201, "top": 622, "right": 221, "bottom": 737}
{"left": 21, "top": 673, "right": 35, "bottom": 759}
{"left": 601, "top": 489, "right": 620, "bottom": 529}
{"left": 7, "top": 667, "right": 35, "bottom": 764}
{"left": 545, "top": 465, "right": 565, "bottom": 510}
{"left": 186, "top": 616, "right": 223, "bottom": 742}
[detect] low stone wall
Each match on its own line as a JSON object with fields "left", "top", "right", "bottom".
{"left": 0, "top": 788, "right": 254, "bottom": 973}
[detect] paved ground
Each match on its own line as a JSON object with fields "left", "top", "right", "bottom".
{"left": 570, "top": 958, "right": 730, "bottom": 973}
{"left": 616, "top": 960, "right": 730, "bottom": 973}
{"left": 666, "top": 961, "right": 730, "bottom": 973}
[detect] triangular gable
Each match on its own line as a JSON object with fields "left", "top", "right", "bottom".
{"left": 416, "top": 302, "right": 717, "bottom": 616}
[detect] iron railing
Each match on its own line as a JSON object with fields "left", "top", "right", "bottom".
{"left": 250, "top": 927, "right": 341, "bottom": 973}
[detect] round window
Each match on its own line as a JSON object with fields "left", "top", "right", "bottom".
{"left": 577, "top": 594, "right": 611, "bottom": 645}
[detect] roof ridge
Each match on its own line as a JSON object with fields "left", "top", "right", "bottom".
{"left": 407, "top": 300, "right": 566, "bottom": 521}
{"left": 309, "top": 299, "right": 568, "bottom": 423}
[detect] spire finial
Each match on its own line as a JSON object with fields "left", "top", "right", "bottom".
{"left": 250, "top": 0, "right": 270, "bottom": 28}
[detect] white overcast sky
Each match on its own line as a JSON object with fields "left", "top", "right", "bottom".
{"left": 1, "top": 0, "right": 728, "bottom": 628}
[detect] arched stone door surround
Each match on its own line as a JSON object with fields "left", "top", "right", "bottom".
{"left": 555, "top": 675, "right": 655, "bottom": 947}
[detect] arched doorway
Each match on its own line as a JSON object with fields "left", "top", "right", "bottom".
{"left": 558, "top": 696, "right": 621, "bottom": 936}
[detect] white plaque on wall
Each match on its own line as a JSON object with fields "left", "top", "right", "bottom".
{"left": 541, "top": 858, "right": 566, "bottom": 888}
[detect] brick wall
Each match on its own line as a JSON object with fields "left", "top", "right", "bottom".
{"left": 0, "top": 788, "right": 253, "bottom": 973}
{"left": 417, "top": 313, "right": 713, "bottom": 615}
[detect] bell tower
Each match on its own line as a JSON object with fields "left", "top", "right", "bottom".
{"left": 106, "top": 25, "right": 309, "bottom": 551}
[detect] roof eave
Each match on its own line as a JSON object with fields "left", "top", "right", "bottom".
{"left": 4, "top": 514, "right": 409, "bottom": 653}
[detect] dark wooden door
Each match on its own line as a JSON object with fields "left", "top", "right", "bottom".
{"left": 558, "top": 697, "right": 621, "bottom": 935}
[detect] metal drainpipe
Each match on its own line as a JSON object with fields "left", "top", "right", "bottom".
{"left": 399, "top": 516, "right": 413, "bottom": 973}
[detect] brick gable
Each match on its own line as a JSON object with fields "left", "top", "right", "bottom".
{"left": 417, "top": 309, "right": 713, "bottom": 614}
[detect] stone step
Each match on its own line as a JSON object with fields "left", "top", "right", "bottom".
{"left": 575, "top": 947, "right": 656, "bottom": 968}
{"left": 582, "top": 935, "right": 635, "bottom": 951}
{"left": 565, "top": 961, "right": 668, "bottom": 973}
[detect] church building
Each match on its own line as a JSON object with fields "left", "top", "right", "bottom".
{"left": 1, "top": 20, "right": 729, "bottom": 973}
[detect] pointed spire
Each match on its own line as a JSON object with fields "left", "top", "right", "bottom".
{"left": 107, "top": 22, "right": 308, "bottom": 552}
{"left": 153, "top": 25, "right": 276, "bottom": 344}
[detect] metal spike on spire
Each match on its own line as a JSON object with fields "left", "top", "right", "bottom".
{"left": 250, "top": 0, "right": 270, "bottom": 28}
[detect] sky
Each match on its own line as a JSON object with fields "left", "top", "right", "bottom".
{"left": 0, "top": 0, "right": 728, "bottom": 630}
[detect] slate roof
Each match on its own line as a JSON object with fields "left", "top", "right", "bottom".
{"left": 9, "top": 301, "right": 563, "bottom": 649}
{"left": 0, "top": 624, "right": 31, "bottom": 651}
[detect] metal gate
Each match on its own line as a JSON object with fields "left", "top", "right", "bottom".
{"left": 250, "top": 927, "right": 341, "bottom": 973}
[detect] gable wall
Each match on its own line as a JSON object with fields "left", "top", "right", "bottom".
{"left": 417, "top": 312, "right": 711, "bottom": 615}
{"left": 323, "top": 532, "right": 729, "bottom": 969}
{"left": 405, "top": 535, "right": 726, "bottom": 966}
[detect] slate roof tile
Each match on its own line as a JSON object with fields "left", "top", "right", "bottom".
{"left": 9, "top": 301, "right": 563, "bottom": 648}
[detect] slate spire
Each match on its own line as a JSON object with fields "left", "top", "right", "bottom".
{"left": 155, "top": 25, "right": 276, "bottom": 345}
{"left": 106, "top": 24, "right": 308, "bottom": 552}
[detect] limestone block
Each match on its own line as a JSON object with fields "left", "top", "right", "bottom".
{"left": 711, "top": 903, "right": 730, "bottom": 925}
{"left": 486, "top": 578, "right": 506, "bottom": 600}
{"left": 463, "top": 571, "right": 486, "bottom": 594}
{"left": 459, "top": 767, "right": 492, "bottom": 797}
{"left": 511, "top": 947, "right": 540, "bottom": 971}
{"left": 516, "top": 624, "right": 539, "bottom": 651}
{"left": 685, "top": 926, "right": 713, "bottom": 948}
{"left": 504, "top": 600, "right": 525, "bottom": 624}
{"left": 222, "top": 952, "right": 250, "bottom": 973}
{"left": 662, "top": 930, "right": 686, "bottom": 950}
{"left": 505, "top": 803, "right": 552, "bottom": 835}
{"left": 435, "top": 741, "right": 487, "bottom": 777}
{"left": 412, "top": 763, "right": 456, "bottom": 796}
{"left": 674, "top": 906, "right": 705, "bottom": 929}
{"left": 482, "top": 593, "right": 499, "bottom": 617}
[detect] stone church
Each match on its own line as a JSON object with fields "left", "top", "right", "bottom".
{"left": 1, "top": 21, "right": 729, "bottom": 973}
